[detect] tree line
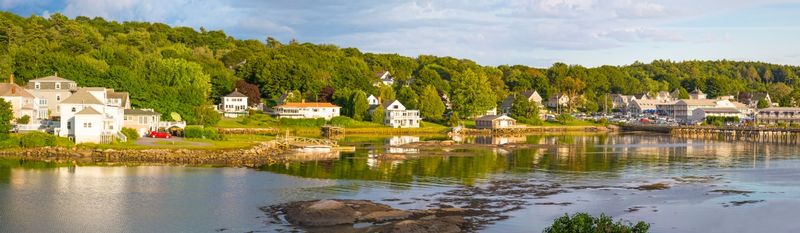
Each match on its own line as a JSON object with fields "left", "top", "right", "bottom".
{"left": 1, "top": 12, "right": 800, "bottom": 124}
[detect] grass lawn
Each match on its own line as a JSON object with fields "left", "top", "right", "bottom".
{"left": 80, "top": 134, "right": 275, "bottom": 150}
{"left": 541, "top": 120, "right": 603, "bottom": 127}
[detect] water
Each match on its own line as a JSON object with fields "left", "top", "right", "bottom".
{"left": 2, "top": 133, "right": 800, "bottom": 232}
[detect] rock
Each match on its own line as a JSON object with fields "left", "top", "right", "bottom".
{"left": 388, "top": 218, "right": 462, "bottom": 233}
{"left": 284, "top": 200, "right": 357, "bottom": 226}
{"left": 360, "top": 210, "right": 412, "bottom": 222}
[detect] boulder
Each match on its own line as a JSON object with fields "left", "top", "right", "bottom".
{"left": 284, "top": 200, "right": 357, "bottom": 226}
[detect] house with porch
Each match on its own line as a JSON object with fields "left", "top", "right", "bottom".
{"left": 273, "top": 102, "right": 341, "bottom": 120}
{"left": 373, "top": 100, "right": 421, "bottom": 128}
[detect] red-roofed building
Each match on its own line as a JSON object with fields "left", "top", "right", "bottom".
{"left": 272, "top": 101, "right": 341, "bottom": 120}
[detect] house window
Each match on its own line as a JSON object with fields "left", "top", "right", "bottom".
{"left": 67, "top": 122, "right": 71, "bottom": 130}
{"left": 71, "top": 107, "right": 76, "bottom": 112}
{"left": 34, "top": 82, "right": 40, "bottom": 89}
{"left": 55, "top": 83, "right": 61, "bottom": 89}
{"left": 39, "top": 99, "right": 47, "bottom": 105}
{"left": 57, "top": 95, "right": 61, "bottom": 101}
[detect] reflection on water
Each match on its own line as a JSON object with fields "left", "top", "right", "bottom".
{"left": 4, "top": 134, "right": 800, "bottom": 233}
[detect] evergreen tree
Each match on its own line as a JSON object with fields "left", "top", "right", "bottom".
{"left": 0, "top": 99, "right": 11, "bottom": 138}
{"left": 419, "top": 85, "right": 445, "bottom": 120}
{"left": 350, "top": 90, "right": 369, "bottom": 121}
{"left": 396, "top": 86, "right": 419, "bottom": 109}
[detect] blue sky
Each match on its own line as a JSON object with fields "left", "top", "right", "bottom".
{"left": 1, "top": 0, "right": 800, "bottom": 68}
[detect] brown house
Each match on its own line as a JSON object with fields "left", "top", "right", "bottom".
{"left": 475, "top": 115, "right": 516, "bottom": 129}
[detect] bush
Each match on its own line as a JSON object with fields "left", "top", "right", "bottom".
{"left": 330, "top": 116, "right": 382, "bottom": 128}
{"left": 543, "top": 213, "right": 650, "bottom": 233}
{"left": 277, "top": 118, "right": 326, "bottom": 127}
{"left": 556, "top": 114, "right": 574, "bottom": 124}
{"left": 184, "top": 125, "right": 223, "bottom": 140}
{"left": 121, "top": 128, "right": 140, "bottom": 141}
{"left": 0, "top": 136, "right": 20, "bottom": 149}
{"left": 19, "top": 131, "right": 56, "bottom": 148}
{"left": 17, "top": 115, "right": 30, "bottom": 124}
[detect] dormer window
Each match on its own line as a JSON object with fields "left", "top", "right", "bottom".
{"left": 71, "top": 107, "right": 76, "bottom": 112}
{"left": 34, "top": 82, "right": 40, "bottom": 89}
{"left": 55, "top": 83, "right": 61, "bottom": 89}
{"left": 57, "top": 95, "right": 61, "bottom": 101}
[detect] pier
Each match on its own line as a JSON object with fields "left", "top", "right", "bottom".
{"left": 622, "top": 125, "right": 800, "bottom": 145}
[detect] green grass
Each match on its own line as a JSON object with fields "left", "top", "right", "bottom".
{"left": 542, "top": 119, "right": 603, "bottom": 127}
{"left": 79, "top": 134, "right": 275, "bottom": 150}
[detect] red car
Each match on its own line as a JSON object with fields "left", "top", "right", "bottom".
{"left": 149, "top": 131, "right": 172, "bottom": 138}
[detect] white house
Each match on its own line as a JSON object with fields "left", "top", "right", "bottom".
{"left": 546, "top": 94, "right": 570, "bottom": 108}
{"left": 273, "top": 102, "right": 341, "bottom": 120}
{"left": 220, "top": 89, "right": 248, "bottom": 118}
{"left": 58, "top": 88, "right": 126, "bottom": 144}
{"left": 691, "top": 108, "right": 745, "bottom": 124}
{"left": 374, "top": 71, "right": 394, "bottom": 86}
{"left": 375, "top": 100, "right": 421, "bottom": 128}
{"left": 673, "top": 99, "right": 735, "bottom": 122}
{"left": 367, "top": 94, "right": 380, "bottom": 106}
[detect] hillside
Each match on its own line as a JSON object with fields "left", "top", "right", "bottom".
{"left": 1, "top": 12, "right": 799, "bottom": 123}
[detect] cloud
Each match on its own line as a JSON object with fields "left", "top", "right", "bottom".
{"left": 4, "top": 0, "right": 800, "bottom": 66}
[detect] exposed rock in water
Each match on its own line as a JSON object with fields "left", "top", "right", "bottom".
{"left": 264, "top": 199, "right": 474, "bottom": 233}
{"left": 635, "top": 182, "right": 670, "bottom": 191}
{"left": 708, "top": 189, "right": 754, "bottom": 195}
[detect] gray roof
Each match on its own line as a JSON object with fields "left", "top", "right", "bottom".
{"left": 501, "top": 96, "right": 514, "bottom": 109}
{"left": 225, "top": 89, "right": 248, "bottom": 98}
{"left": 124, "top": 109, "right": 160, "bottom": 116}
{"left": 107, "top": 90, "right": 129, "bottom": 107}
{"left": 75, "top": 107, "right": 102, "bottom": 115}
{"left": 60, "top": 90, "right": 103, "bottom": 105}
{"left": 696, "top": 108, "right": 740, "bottom": 113}
{"left": 476, "top": 115, "right": 513, "bottom": 121}
{"left": 29, "top": 75, "right": 75, "bottom": 83}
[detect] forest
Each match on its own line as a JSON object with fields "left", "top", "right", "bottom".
{"left": 1, "top": 12, "right": 799, "bottom": 124}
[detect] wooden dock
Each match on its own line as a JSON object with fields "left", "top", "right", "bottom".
{"left": 671, "top": 126, "right": 800, "bottom": 145}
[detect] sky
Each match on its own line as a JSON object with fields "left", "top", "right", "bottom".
{"left": 1, "top": 0, "right": 800, "bottom": 68}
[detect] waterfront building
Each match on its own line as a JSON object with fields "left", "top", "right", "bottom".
{"left": 25, "top": 74, "right": 77, "bottom": 119}
{"left": 58, "top": 88, "right": 126, "bottom": 144}
{"left": 691, "top": 108, "right": 745, "bottom": 124}
{"left": 273, "top": 102, "right": 341, "bottom": 120}
{"left": 123, "top": 109, "right": 161, "bottom": 136}
{"left": 0, "top": 75, "right": 39, "bottom": 130}
{"left": 373, "top": 100, "right": 421, "bottom": 128}
{"left": 611, "top": 94, "right": 635, "bottom": 111}
{"left": 220, "top": 89, "right": 248, "bottom": 118}
{"left": 475, "top": 115, "right": 517, "bottom": 129}
{"left": 756, "top": 107, "right": 800, "bottom": 124}
{"left": 673, "top": 99, "right": 735, "bottom": 122}
{"left": 546, "top": 93, "right": 570, "bottom": 109}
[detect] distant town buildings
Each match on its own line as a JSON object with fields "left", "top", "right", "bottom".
{"left": 691, "top": 108, "right": 744, "bottom": 124}
{"left": 0, "top": 75, "right": 38, "bottom": 127}
{"left": 757, "top": 107, "right": 800, "bottom": 125}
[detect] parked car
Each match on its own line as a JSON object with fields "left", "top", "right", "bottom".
{"left": 149, "top": 131, "right": 171, "bottom": 139}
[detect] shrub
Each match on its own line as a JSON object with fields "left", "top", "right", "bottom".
{"left": 277, "top": 118, "right": 326, "bottom": 127}
{"left": 556, "top": 114, "right": 574, "bottom": 124}
{"left": 330, "top": 116, "right": 382, "bottom": 128}
{"left": 0, "top": 136, "right": 20, "bottom": 149}
{"left": 17, "top": 115, "right": 30, "bottom": 124}
{"left": 121, "top": 128, "right": 140, "bottom": 141}
{"left": 543, "top": 213, "right": 650, "bottom": 233}
{"left": 184, "top": 125, "right": 223, "bottom": 140}
{"left": 19, "top": 131, "right": 56, "bottom": 148}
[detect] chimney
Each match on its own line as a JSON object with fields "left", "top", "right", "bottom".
{"left": 9, "top": 73, "right": 13, "bottom": 84}
{"left": 11, "top": 86, "right": 15, "bottom": 94}
{"left": 301, "top": 99, "right": 305, "bottom": 103}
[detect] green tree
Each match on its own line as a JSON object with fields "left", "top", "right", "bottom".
{"left": 286, "top": 90, "right": 303, "bottom": 102}
{"left": 193, "top": 105, "right": 221, "bottom": 126}
{"left": 510, "top": 95, "right": 541, "bottom": 125}
{"left": 378, "top": 85, "right": 395, "bottom": 102}
{"left": 16, "top": 115, "right": 30, "bottom": 124}
{"left": 371, "top": 106, "right": 384, "bottom": 124}
{"left": 349, "top": 90, "right": 369, "bottom": 121}
{"left": 757, "top": 99, "right": 770, "bottom": 109}
{"left": 419, "top": 85, "right": 445, "bottom": 120}
{"left": 0, "top": 99, "right": 12, "bottom": 138}
{"left": 396, "top": 86, "right": 419, "bottom": 109}
{"left": 451, "top": 69, "right": 496, "bottom": 117}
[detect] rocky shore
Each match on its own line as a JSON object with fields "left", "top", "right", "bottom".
{"left": 0, "top": 141, "right": 287, "bottom": 167}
